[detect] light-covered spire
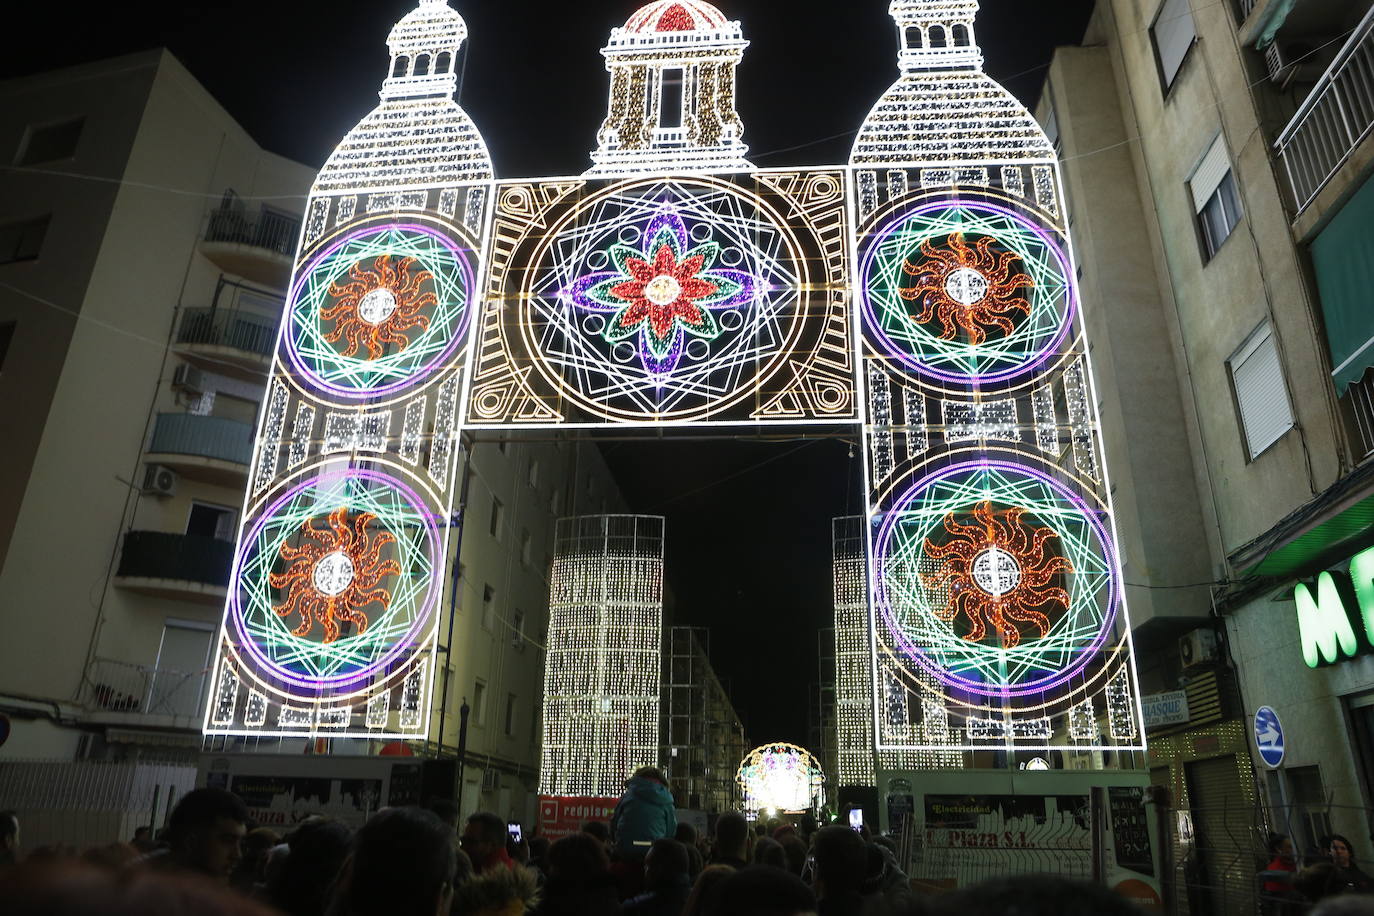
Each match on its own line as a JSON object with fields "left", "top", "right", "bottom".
{"left": 381, "top": 0, "right": 470, "bottom": 100}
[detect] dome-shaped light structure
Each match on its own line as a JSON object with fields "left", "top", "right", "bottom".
{"left": 851, "top": 0, "right": 1054, "bottom": 167}
{"left": 315, "top": 0, "right": 492, "bottom": 195}
{"left": 736, "top": 743, "right": 826, "bottom": 816}
{"left": 588, "top": 0, "right": 751, "bottom": 177}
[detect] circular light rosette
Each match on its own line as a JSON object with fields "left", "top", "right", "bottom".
{"left": 524, "top": 178, "right": 804, "bottom": 420}
{"left": 873, "top": 461, "right": 1119, "bottom": 698}
{"left": 231, "top": 468, "right": 439, "bottom": 695}
{"left": 286, "top": 223, "right": 475, "bottom": 399}
{"left": 860, "top": 200, "right": 1074, "bottom": 386}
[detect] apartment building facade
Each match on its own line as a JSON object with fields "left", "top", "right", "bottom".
{"left": 0, "top": 50, "right": 628, "bottom": 835}
{"left": 1041, "top": 0, "right": 1374, "bottom": 889}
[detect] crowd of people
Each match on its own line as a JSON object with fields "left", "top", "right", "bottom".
{"left": 2, "top": 773, "right": 1373, "bottom": 915}
{"left": 1262, "top": 831, "right": 1374, "bottom": 912}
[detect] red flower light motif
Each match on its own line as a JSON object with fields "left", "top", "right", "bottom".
{"left": 323, "top": 255, "right": 435, "bottom": 360}
{"left": 610, "top": 243, "right": 721, "bottom": 349}
{"left": 269, "top": 507, "right": 401, "bottom": 644}
{"left": 899, "top": 233, "right": 1033, "bottom": 345}
{"left": 921, "top": 502, "right": 1072, "bottom": 649}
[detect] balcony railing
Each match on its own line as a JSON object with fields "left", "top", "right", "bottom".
{"left": 204, "top": 206, "right": 301, "bottom": 257}
{"left": 1275, "top": 5, "right": 1374, "bottom": 213}
{"left": 83, "top": 656, "right": 209, "bottom": 720}
{"left": 177, "top": 307, "right": 277, "bottom": 359}
{"left": 1342, "top": 369, "right": 1374, "bottom": 462}
{"left": 148, "top": 413, "right": 254, "bottom": 466}
{"left": 116, "top": 531, "right": 234, "bottom": 588}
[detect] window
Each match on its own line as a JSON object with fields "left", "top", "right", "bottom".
{"left": 550, "top": 488, "right": 562, "bottom": 515}
{"left": 1229, "top": 324, "right": 1294, "bottom": 459}
{"left": 473, "top": 679, "right": 487, "bottom": 725}
{"left": 151, "top": 619, "right": 213, "bottom": 718}
{"left": 186, "top": 502, "right": 237, "bottom": 541}
{"left": 16, "top": 117, "right": 84, "bottom": 166}
{"left": 1041, "top": 86, "right": 1061, "bottom": 153}
{"left": 504, "top": 694, "right": 517, "bottom": 737}
{"left": 1150, "top": 0, "right": 1196, "bottom": 90}
{"left": 527, "top": 458, "right": 540, "bottom": 490}
{"left": 1190, "top": 134, "right": 1242, "bottom": 260}
{"left": 660, "top": 68, "right": 685, "bottom": 129}
{"left": 521, "top": 529, "right": 532, "bottom": 567}
{"left": 454, "top": 563, "right": 466, "bottom": 612}
{"left": 0, "top": 322, "right": 14, "bottom": 374}
{"left": 512, "top": 610, "right": 525, "bottom": 652}
{"left": 497, "top": 439, "right": 508, "bottom": 455}
{"left": 489, "top": 496, "right": 502, "bottom": 539}
{"left": 0, "top": 216, "right": 50, "bottom": 264}
{"left": 482, "top": 584, "right": 496, "bottom": 630}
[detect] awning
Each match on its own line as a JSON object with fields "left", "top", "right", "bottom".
{"left": 1255, "top": 0, "right": 1297, "bottom": 49}
{"left": 1313, "top": 173, "right": 1374, "bottom": 393}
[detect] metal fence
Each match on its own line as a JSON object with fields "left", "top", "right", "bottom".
{"left": 177, "top": 306, "right": 278, "bottom": 359}
{"left": 1275, "top": 4, "right": 1374, "bottom": 213}
{"left": 115, "top": 530, "right": 235, "bottom": 586}
{"left": 81, "top": 656, "right": 211, "bottom": 721}
{"left": 204, "top": 205, "right": 300, "bottom": 257}
{"left": 0, "top": 759, "right": 197, "bottom": 853}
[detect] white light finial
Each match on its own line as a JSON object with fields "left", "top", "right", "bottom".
{"left": 381, "top": 0, "right": 469, "bottom": 100}
{"left": 890, "top": 0, "right": 983, "bottom": 73}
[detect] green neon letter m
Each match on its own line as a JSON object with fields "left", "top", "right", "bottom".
{"left": 1295, "top": 571, "right": 1360, "bottom": 668}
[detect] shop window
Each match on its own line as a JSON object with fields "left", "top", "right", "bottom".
{"left": 1229, "top": 323, "right": 1294, "bottom": 460}
{"left": 1151, "top": 0, "right": 1197, "bottom": 90}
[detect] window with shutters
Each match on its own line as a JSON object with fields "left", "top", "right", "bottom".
{"left": 1150, "top": 0, "right": 1197, "bottom": 91}
{"left": 504, "top": 693, "right": 517, "bottom": 737}
{"left": 0, "top": 215, "right": 50, "bottom": 264}
{"left": 16, "top": 117, "right": 84, "bottom": 166}
{"left": 473, "top": 679, "right": 487, "bottom": 726}
{"left": 489, "top": 496, "right": 502, "bottom": 540}
{"left": 1229, "top": 323, "right": 1294, "bottom": 460}
{"left": 481, "top": 584, "right": 496, "bottom": 631}
{"left": 1190, "top": 134, "right": 1242, "bottom": 261}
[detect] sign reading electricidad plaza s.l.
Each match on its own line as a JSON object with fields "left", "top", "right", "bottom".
{"left": 1293, "top": 544, "right": 1374, "bottom": 668}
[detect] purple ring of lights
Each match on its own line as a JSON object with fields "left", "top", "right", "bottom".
{"left": 871, "top": 459, "right": 1121, "bottom": 698}
{"left": 284, "top": 223, "right": 476, "bottom": 401}
{"left": 858, "top": 199, "right": 1077, "bottom": 386}
{"left": 230, "top": 467, "right": 440, "bottom": 693}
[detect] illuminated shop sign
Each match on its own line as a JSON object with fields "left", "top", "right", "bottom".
{"left": 1293, "top": 545, "right": 1374, "bottom": 668}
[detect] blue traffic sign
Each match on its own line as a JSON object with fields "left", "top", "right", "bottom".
{"left": 1254, "top": 706, "right": 1285, "bottom": 768}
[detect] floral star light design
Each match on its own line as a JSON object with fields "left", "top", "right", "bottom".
{"left": 565, "top": 210, "right": 758, "bottom": 374}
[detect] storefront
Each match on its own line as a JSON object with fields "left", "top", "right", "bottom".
{"left": 1225, "top": 541, "right": 1374, "bottom": 867}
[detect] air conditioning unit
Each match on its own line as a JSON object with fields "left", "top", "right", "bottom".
{"left": 1265, "top": 40, "right": 1325, "bottom": 90}
{"left": 143, "top": 464, "right": 178, "bottom": 497}
{"left": 1179, "top": 628, "right": 1220, "bottom": 669}
{"left": 480, "top": 768, "right": 499, "bottom": 792}
{"left": 173, "top": 363, "right": 205, "bottom": 393}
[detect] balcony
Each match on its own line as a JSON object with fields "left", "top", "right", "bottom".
{"left": 81, "top": 656, "right": 209, "bottom": 726}
{"left": 176, "top": 306, "right": 278, "bottom": 376}
{"left": 114, "top": 531, "right": 234, "bottom": 604}
{"left": 200, "top": 205, "right": 301, "bottom": 288}
{"left": 145, "top": 413, "right": 254, "bottom": 487}
{"left": 1274, "top": 5, "right": 1374, "bottom": 217}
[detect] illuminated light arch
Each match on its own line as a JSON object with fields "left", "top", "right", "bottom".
{"left": 736, "top": 743, "right": 827, "bottom": 814}
{"left": 873, "top": 459, "right": 1120, "bottom": 699}
{"left": 230, "top": 466, "right": 441, "bottom": 698}
{"left": 860, "top": 199, "right": 1074, "bottom": 386}
{"left": 518, "top": 176, "right": 809, "bottom": 421}
{"left": 285, "top": 222, "right": 476, "bottom": 400}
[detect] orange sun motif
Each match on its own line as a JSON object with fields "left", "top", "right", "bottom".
{"left": 920, "top": 502, "right": 1072, "bottom": 649}
{"left": 269, "top": 507, "right": 401, "bottom": 644}
{"left": 322, "top": 255, "right": 435, "bottom": 360}
{"left": 899, "top": 233, "right": 1033, "bottom": 345}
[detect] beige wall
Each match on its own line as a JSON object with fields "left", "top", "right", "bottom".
{"left": 1042, "top": 45, "right": 1214, "bottom": 628}
{"left": 1094, "top": 0, "right": 1347, "bottom": 565}
{"left": 0, "top": 52, "right": 313, "bottom": 737}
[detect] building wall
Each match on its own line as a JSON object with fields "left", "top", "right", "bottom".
{"left": 0, "top": 52, "right": 313, "bottom": 749}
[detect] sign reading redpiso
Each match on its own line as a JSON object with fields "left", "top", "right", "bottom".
{"left": 537, "top": 795, "right": 618, "bottom": 840}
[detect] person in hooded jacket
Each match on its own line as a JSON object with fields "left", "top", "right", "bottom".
{"left": 609, "top": 767, "right": 677, "bottom": 898}
{"left": 610, "top": 767, "right": 678, "bottom": 860}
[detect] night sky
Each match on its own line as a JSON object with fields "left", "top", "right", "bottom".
{"left": 8, "top": 0, "right": 1093, "bottom": 748}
